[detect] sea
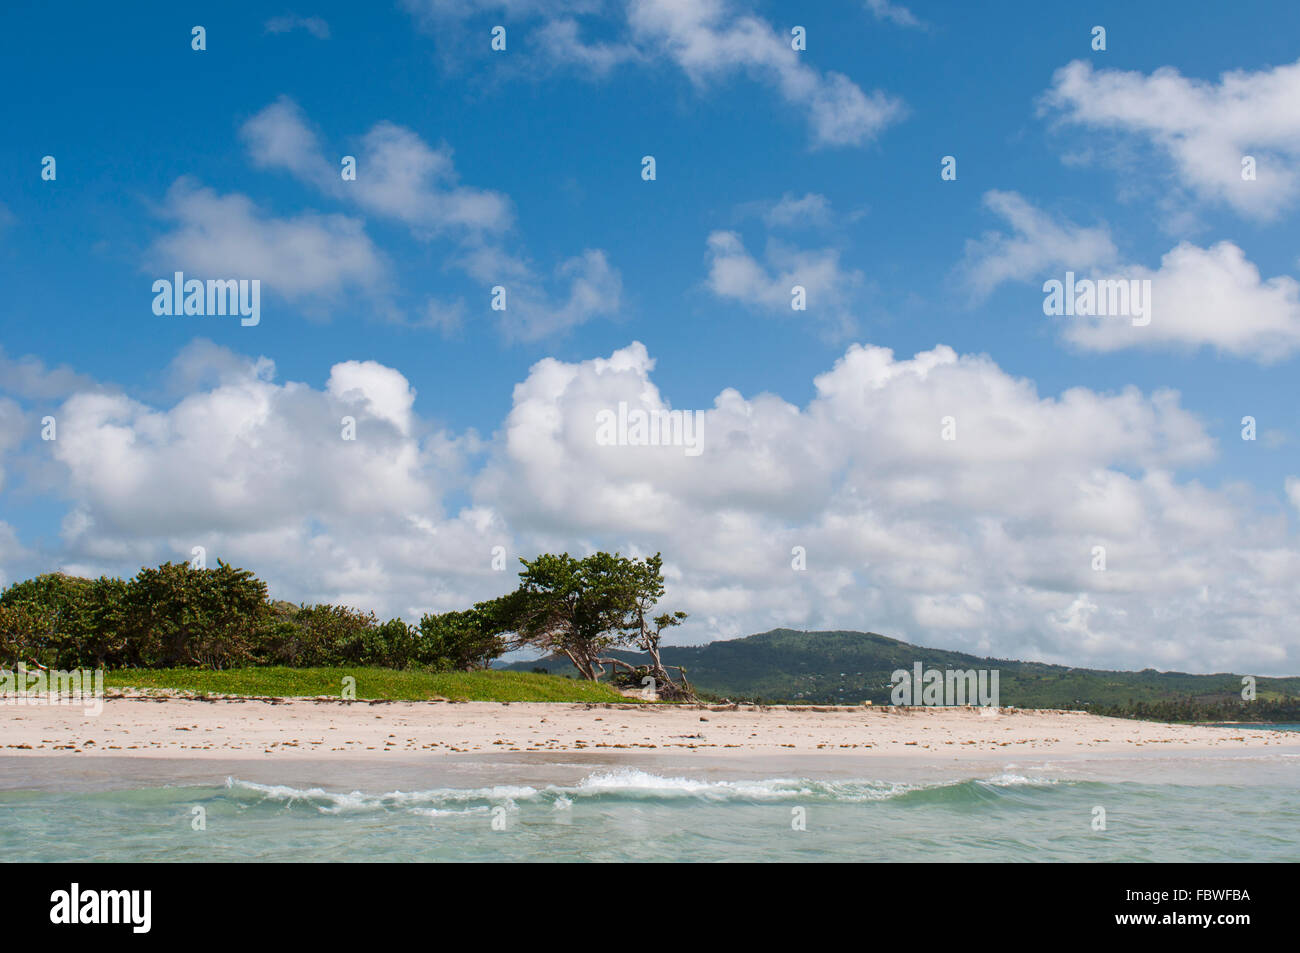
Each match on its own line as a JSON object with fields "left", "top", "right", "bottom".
{"left": 3, "top": 728, "right": 1299, "bottom": 862}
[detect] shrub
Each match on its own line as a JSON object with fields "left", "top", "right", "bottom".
{"left": 0, "top": 573, "right": 94, "bottom": 666}
{"left": 286, "top": 604, "right": 379, "bottom": 667}
{"left": 114, "top": 562, "right": 269, "bottom": 669}
{"left": 416, "top": 609, "right": 506, "bottom": 671}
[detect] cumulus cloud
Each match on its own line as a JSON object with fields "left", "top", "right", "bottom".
{"left": 472, "top": 340, "right": 1295, "bottom": 672}
{"left": 1042, "top": 58, "right": 1300, "bottom": 220}
{"left": 1064, "top": 241, "right": 1300, "bottom": 361}
{"left": 961, "top": 191, "right": 1300, "bottom": 362}
{"left": 147, "top": 178, "right": 387, "bottom": 303}
{"left": 22, "top": 342, "right": 492, "bottom": 617}
{"left": 6, "top": 339, "right": 1300, "bottom": 673}
{"left": 0, "top": 348, "right": 102, "bottom": 400}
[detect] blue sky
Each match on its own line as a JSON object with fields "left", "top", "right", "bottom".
{"left": 1, "top": 0, "right": 1299, "bottom": 673}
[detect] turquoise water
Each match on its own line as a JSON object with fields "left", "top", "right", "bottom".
{"left": 3, "top": 753, "right": 1299, "bottom": 862}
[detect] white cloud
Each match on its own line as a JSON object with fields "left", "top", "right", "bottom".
{"left": 536, "top": 17, "right": 644, "bottom": 75}
{"left": 241, "top": 97, "right": 513, "bottom": 237}
{"left": 961, "top": 190, "right": 1116, "bottom": 299}
{"left": 471, "top": 340, "right": 1296, "bottom": 672}
{"left": 27, "top": 342, "right": 492, "bottom": 617}
{"left": 147, "top": 178, "right": 387, "bottom": 303}
{"left": 1042, "top": 58, "right": 1300, "bottom": 220}
{"left": 1065, "top": 241, "right": 1300, "bottom": 362}
{"left": 240, "top": 98, "right": 618, "bottom": 338}
{"left": 0, "top": 348, "right": 102, "bottom": 400}
{"left": 628, "top": 0, "right": 904, "bottom": 147}
{"left": 402, "top": 0, "right": 905, "bottom": 147}
{"left": 864, "top": 0, "right": 923, "bottom": 29}
{"left": 8, "top": 339, "right": 1300, "bottom": 673}
{"left": 456, "top": 244, "right": 623, "bottom": 339}
{"left": 962, "top": 191, "right": 1300, "bottom": 362}
{"left": 328, "top": 361, "right": 418, "bottom": 436}
{"left": 706, "top": 230, "right": 864, "bottom": 337}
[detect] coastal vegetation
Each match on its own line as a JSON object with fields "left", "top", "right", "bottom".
{"left": 5, "top": 564, "right": 1298, "bottom": 719}
{"left": 0, "top": 551, "right": 694, "bottom": 699}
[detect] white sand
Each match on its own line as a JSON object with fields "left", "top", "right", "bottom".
{"left": 2, "top": 697, "right": 1296, "bottom": 759}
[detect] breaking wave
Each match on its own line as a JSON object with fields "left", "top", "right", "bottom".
{"left": 223, "top": 768, "right": 1073, "bottom": 816}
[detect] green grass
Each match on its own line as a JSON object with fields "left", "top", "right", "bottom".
{"left": 103, "top": 667, "right": 630, "bottom": 703}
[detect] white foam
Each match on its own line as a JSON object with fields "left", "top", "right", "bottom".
{"left": 222, "top": 768, "right": 1064, "bottom": 816}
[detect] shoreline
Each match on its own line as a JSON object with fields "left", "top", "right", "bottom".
{"left": 3, "top": 696, "right": 1297, "bottom": 762}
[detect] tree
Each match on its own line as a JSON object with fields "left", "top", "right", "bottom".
{"left": 502, "top": 553, "right": 628, "bottom": 679}
{"left": 503, "top": 552, "right": 688, "bottom": 689}
{"left": 0, "top": 602, "right": 57, "bottom": 667}
{"left": 275, "top": 603, "right": 377, "bottom": 667}
{"left": 416, "top": 607, "right": 506, "bottom": 671}
{"left": 116, "top": 561, "right": 269, "bottom": 669}
{"left": 0, "top": 573, "right": 94, "bottom": 667}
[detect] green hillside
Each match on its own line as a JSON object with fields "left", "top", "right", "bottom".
{"left": 503, "top": 628, "right": 1300, "bottom": 710}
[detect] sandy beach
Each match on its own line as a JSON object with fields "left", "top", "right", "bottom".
{"left": 3, "top": 695, "right": 1296, "bottom": 760}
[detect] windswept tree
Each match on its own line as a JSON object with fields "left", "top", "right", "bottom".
{"left": 616, "top": 553, "right": 691, "bottom": 697}
{"left": 502, "top": 552, "right": 689, "bottom": 694}
{"left": 502, "top": 553, "right": 629, "bottom": 680}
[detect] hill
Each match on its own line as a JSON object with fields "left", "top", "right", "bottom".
{"left": 501, "top": 628, "right": 1300, "bottom": 709}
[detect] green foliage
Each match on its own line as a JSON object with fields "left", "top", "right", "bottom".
{"left": 416, "top": 608, "right": 505, "bottom": 671}
{"left": 0, "top": 572, "right": 94, "bottom": 666}
{"left": 289, "top": 603, "right": 379, "bottom": 666}
{"left": 1, "top": 561, "right": 511, "bottom": 673}
{"left": 0, "top": 600, "right": 57, "bottom": 664}
{"left": 502, "top": 551, "right": 685, "bottom": 680}
{"left": 1091, "top": 696, "right": 1300, "bottom": 723}
{"left": 110, "top": 562, "right": 269, "bottom": 669}
{"left": 371, "top": 617, "right": 419, "bottom": 669}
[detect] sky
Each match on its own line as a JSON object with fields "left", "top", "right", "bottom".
{"left": 1, "top": 0, "right": 1299, "bottom": 674}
